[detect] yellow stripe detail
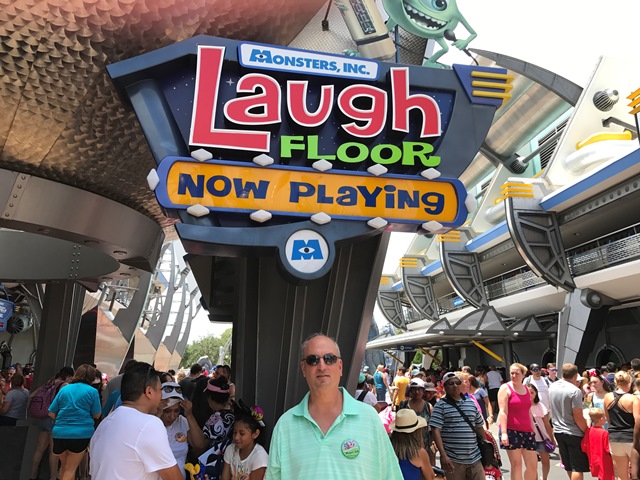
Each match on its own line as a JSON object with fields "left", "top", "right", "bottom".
{"left": 629, "top": 96, "right": 640, "bottom": 108}
{"left": 379, "top": 276, "right": 389, "bottom": 285}
{"left": 400, "top": 257, "right": 419, "bottom": 268}
{"left": 437, "top": 231, "right": 462, "bottom": 243}
{"left": 498, "top": 183, "right": 534, "bottom": 200}
{"left": 472, "top": 80, "right": 514, "bottom": 92}
{"left": 420, "top": 348, "right": 441, "bottom": 366}
{"left": 631, "top": 105, "right": 640, "bottom": 115}
{"left": 472, "top": 340, "right": 504, "bottom": 362}
{"left": 472, "top": 90, "right": 512, "bottom": 100}
{"left": 576, "top": 131, "right": 633, "bottom": 150}
{"left": 627, "top": 87, "right": 640, "bottom": 100}
{"left": 471, "top": 71, "right": 514, "bottom": 81}
{"left": 384, "top": 350, "right": 404, "bottom": 363}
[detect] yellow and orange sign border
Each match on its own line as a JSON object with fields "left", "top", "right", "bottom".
{"left": 155, "top": 157, "right": 468, "bottom": 227}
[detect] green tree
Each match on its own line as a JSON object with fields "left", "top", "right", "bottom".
{"left": 411, "top": 350, "right": 423, "bottom": 366}
{"left": 180, "top": 328, "right": 233, "bottom": 369}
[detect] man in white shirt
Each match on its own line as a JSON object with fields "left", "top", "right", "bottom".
{"left": 90, "top": 362, "right": 183, "bottom": 480}
{"left": 523, "top": 363, "right": 551, "bottom": 410}
{"left": 486, "top": 365, "right": 503, "bottom": 422}
{"left": 354, "top": 372, "right": 378, "bottom": 407}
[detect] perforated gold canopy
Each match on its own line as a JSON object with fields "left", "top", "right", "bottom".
{"left": 0, "top": 0, "right": 326, "bottom": 233}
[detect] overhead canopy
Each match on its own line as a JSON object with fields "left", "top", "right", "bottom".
{"left": 366, "top": 306, "right": 557, "bottom": 350}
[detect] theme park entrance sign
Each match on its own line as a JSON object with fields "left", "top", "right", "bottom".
{"left": 107, "top": 36, "right": 510, "bottom": 280}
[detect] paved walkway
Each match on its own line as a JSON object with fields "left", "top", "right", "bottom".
{"left": 485, "top": 423, "right": 597, "bottom": 480}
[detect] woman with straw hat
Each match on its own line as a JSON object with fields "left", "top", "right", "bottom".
{"left": 390, "top": 408, "right": 435, "bottom": 480}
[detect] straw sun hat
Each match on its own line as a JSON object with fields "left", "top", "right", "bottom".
{"left": 389, "top": 408, "right": 428, "bottom": 433}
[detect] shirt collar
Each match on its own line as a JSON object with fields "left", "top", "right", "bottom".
{"left": 292, "top": 387, "right": 357, "bottom": 417}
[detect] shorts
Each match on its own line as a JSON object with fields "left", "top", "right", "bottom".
{"left": 488, "top": 388, "right": 499, "bottom": 403}
{"left": 535, "top": 441, "right": 548, "bottom": 453}
{"left": 52, "top": 438, "right": 91, "bottom": 455}
{"left": 555, "top": 433, "right": 589, "bottom": 472}
{"left": 609, "top": 441, "right": 634, "bottom": 457}
{"left": 376, "top": 388, "right": 386, "bottom": 402}
{"left": 499, "top": 429, "right": 536, "bottom": 450}
{"left": 33, "top": 416, "right": 54, "bottom": 432}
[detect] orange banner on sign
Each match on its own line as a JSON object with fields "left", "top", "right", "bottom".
{"left": 158, "top": 159, "right": 464, "bottom": 224}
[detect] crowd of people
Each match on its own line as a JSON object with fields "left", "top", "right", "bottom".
{"left": 354, "top": 359, "right": 640, "bottom": 480}
{"left": 3, "top": 348, "right": 640, "bottom": 480}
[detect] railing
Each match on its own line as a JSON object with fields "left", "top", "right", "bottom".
{"left": 437, "top": 292, "right": 467, "bottom": 314}
{"left": 485, "top": 268, "right": 546, "bottom": 300}
{"left": 416, "top": 225, "right": 640, "bottom": 318}
{"left": 568, "top": 232, "right": 640, "bottom": 276}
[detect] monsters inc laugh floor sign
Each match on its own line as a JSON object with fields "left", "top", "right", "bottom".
{"left": 107, "top": 36, "right": 511, "bottom": 280}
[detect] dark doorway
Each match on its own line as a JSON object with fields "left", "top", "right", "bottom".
{"left": 595, "top": 346, "right": 625, "bottom": 368}
{"left": 541, "top": 349, "right": 556, "bottom": 367}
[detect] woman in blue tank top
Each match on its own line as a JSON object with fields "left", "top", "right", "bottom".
{"left": 390, "top": 409, "right": 435, "bottom": 480}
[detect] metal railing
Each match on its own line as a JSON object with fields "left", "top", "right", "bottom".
{"left": 437, "top": 292, "right": 467, "bottom": 315}
{"left": 485, "top": 268, "right": 546, "bottom": 300}
{"left": 568, "top": 231, "right": 640, "bottom": 276}
{"left": 420, "top": 225, "right": 640, "bottom": 319}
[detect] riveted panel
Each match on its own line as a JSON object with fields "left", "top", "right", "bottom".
{"left": 506, "top": 198, "right": 575, "bottom": 291}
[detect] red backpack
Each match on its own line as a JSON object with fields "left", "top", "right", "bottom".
{"left": 27, "top": 380, "right": 61, "bottom": 418}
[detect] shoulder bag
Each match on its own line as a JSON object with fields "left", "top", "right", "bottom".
{"left": 533, "top": 419, "right": 555, "bottom": 453}
{"left": 444, "top": 397, "right": 496, "bottom": 467}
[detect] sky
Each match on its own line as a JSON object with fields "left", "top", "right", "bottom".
{"left": 186, "top": 0, "right": 640, "bottom": 342}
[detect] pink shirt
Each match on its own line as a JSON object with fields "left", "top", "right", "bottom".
{"left": 506, "top": 382, "right": 533, "bottom": 432}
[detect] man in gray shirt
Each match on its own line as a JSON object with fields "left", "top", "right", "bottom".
{"left": 548, "top": 363, "right": 589, "bottom": 480}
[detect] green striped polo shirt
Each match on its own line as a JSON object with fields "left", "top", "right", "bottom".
{"left": 266, "top": 387, "right": 403, "bottom": 480}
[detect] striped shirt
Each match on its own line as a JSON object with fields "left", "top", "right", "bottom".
{"left": 266, "top": 387, "right": 403, "bottom": 480}
{"left": 430, "top": 396, "right": 483, "bottom": 464}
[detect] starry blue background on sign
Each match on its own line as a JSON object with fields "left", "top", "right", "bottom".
{"left": 162, "top": 59, "right": 454, "bottom": 176}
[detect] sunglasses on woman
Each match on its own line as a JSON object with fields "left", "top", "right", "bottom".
{"left": 303, "top": 354, "right": 340, "bottom": 366}
{"left": 162, "top": 385, "right": 182, "bottom": 394}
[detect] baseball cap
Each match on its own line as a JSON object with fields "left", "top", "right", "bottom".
{"left": 411, "top": 368, "right": 420, "bottom": 376}
{"left": 442, "top": 372, "right": 458, "bottom": 383}
{"left": 409, "top": 379, "right": 426, "bottom": 389}
{"left": 161, "top": 382, "right": 184, "bottom": 408}
{"left": 423, "top": 382, "right": 437, "bottom": 392}
{"left": 363, "top": 366, "right": 369, "bottom": 372}
{"left": 358, "top": 372, "right": 366, "bottom": 384}
{"left": 530, "top": 363, "right": 540, "bottom": 371}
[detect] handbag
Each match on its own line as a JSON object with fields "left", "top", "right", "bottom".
{"left": 534, "top": 419, "right": 556, "bottom": 453}
{"left": 444, "top": 398, "right": 496, "bottom": 467}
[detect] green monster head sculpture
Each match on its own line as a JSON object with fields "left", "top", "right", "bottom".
{"left": 383, "top": 0, "right": 461, "bottom": 38}
{"left": 382, "top": 0, "right": 476, "bottom": 67}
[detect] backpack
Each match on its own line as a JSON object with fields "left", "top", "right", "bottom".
{"left": 27, "top": 380, "right": 61, "bottom": 418}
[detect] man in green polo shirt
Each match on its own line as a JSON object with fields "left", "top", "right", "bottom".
{"left": 266, "top": 333, "right": 403, "bottom": 479}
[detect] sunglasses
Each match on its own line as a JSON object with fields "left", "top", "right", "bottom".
{"left": 445, "top": 380, "right": 462, "bottom": 386}
{"left": 303, "top": 354, "right": 340, "bottom": 366}
{"left": 532, "top": 368, "right": 540, "bottom": 372}
{"left": 162, "top": 385, "right": 182, "bottom": 394}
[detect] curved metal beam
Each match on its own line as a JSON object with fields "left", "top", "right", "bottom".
{"left": 401, "top": 257, "right": 439, "bottom": 321}
{"left": 506, "top": 198, "right": 575, "bottom": 292}
{"left": 0, "top": 169, "right": 164, "bottom": 276}
{"left": 470, "top": 49, "right": 583, "bottom": 106}
{"left": 439, "top": 229, "right": 488, "bottom": 309}
{"left": 0, "top": 230, "right": 119, "bottom": 281}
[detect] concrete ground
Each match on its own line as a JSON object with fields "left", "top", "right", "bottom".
{"left": 485, "top": 423, "right": 598, "bottom": 480}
